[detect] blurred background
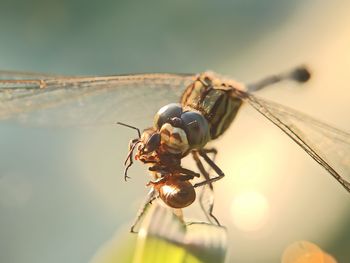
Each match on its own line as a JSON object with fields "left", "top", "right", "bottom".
{"left": 0, "top": 0, "right": 350, "bottom": 262}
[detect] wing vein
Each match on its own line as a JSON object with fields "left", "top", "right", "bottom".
{"left": 243, "top": 92, "right": 350, "bottom": 192}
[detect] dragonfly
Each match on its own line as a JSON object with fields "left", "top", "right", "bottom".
{"left": 115, "top": 66, "right": 350, "bottom": 231}
{"left": 1, "top": 67, "right": 350, "bottom": 224}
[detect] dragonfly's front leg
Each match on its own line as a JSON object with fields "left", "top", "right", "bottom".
{"left": 191, "top": 148, "right": 218, "bottom": 189}
{"left": 193, "top": 149, "right": 225, "bottom": 187}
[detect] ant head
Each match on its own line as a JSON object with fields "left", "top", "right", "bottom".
{"left": 141, "top": 132, "right": 161, "bottom": 154}
{"left": 117, "top": 121, "right": 158, "bottom": 155}
{"left": 132, "top": 128, "right": 161, "bottom": 163}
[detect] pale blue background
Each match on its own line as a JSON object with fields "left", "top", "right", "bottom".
{"left": 0, "top": 1, "right": 349, "bottom": 263}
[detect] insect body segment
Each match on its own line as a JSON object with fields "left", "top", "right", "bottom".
{"left": 148, "top": 172, "right": 196, "bottom": 209}
{"left": 181, "top": 72, "right": 244, "bottom": 139}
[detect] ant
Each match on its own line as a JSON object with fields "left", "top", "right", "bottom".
{"left": 118, "top": 122, "right": 223, "bottom": 233}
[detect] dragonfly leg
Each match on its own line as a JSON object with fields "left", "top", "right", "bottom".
{"left": 198, "top": 187, "right": 221, "bottom": 226}
{"left": 192, "top": 149, "right": 221, "bottom": 225}
{"left": 130, "top": 188, "right": 158, "bottom": 233}
{"left": 191, "top": 148, "right": 218, "bottom": 189}
{"left": 193, "top": 149, "right": 225, "bottom": 188}
{"left": 200, "top": 148, "right": 218, "bottom": 156}
{"left": 177, "top": 167, "right": 200, "bottom": 178}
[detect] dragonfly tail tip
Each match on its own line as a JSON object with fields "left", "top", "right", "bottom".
{"left": 291, "top": 66, "right": 311, "bottom": 83}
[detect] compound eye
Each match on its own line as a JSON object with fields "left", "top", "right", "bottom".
{"left": 159, "top": 123, "right": 189, "bottom": 154}
{"left": 154, "top": 103, "right": 183, "bottom": 130}
{"left": 144, "top": 133, "right": 161, "bottom": 153}
{"left": 180, "top": 111, "right": 210, "bottom": 149}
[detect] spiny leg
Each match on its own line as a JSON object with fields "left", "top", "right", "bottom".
{"left": 194, "top": 149, "right": 224, "bottom": 225}
{"left": 191, "top": 148, "right": 218, "bottom": 189}
{"left": 201, "top": 148, "right": 218, "bottom": 157}
{"left": 192, "top": 151, "right": 213, "bottom": 190}
{"left": 192, "top": 149, "right": 221, "bottom": 225}
{"left": 192, "top": 151, "right": 214, "bottom": 223}
{"left": 193, "top": 149, "right": 225, "bottom": 187}
{"left": 199, "top": 186, "right": 221, "bottom": 226}
{"left": 130, "top": 188, "right": 158, "bottom": 233}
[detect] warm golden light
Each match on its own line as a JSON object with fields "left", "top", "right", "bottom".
{"left": 230, "top": 190, "right": 270, "bottom": 232}
{"left": 282, "top": 241, "right": 338, "bottom": 263}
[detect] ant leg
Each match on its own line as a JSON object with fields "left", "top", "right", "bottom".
{"left": 177, "top": 167, "right": 200, "bottom": 178}
{"left": 178, "top": 174, "right": 196, "bottom": 181}
{"left": 142, "top": 160, "right": 158, "bottom": 164}
{"left": 148, "top": 165, "right": 200, "bottom": 178}
{"left": 124, "top": 139, "right": 139, "bottom": 167}
{"left": 191, "top": 150, "right": 221, "bottom": 225}
{"left": 130, "top": 188, "right": 158, "bottom": 233}
{"left": 123, "top": 139, "right": 139, "bottom": 181}
{"left": 147, "top": 173, "right": 196, "bottom": 186}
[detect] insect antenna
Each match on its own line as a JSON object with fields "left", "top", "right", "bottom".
{"left": 116, "top": 121, "right": 142, "bottom": 181}
{"left": 116, "top": 121, "right": 141, "bottom": 138}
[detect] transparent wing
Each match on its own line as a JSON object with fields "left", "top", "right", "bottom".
{"left": 239, "top": 90, "right": 350, "bottom": 193}
{"left": 0, "top": 70, "right": 62, "bottom": 80}
{"left": 0, "top": 71, "right": 195, "bottom": 127}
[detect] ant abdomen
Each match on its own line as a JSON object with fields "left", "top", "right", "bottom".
{"left": 149, "top": 175, "right": 196, "bottom": 209}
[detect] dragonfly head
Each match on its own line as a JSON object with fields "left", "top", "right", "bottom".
{"left": 154, "top": 103, "right": 211, "bottom": 155}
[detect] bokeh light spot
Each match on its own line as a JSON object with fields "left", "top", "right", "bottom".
{"left": 230, "top": 191, "right": 270, "bottom": 232}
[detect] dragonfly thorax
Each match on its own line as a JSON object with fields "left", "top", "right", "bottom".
{"left": 181, "top": 72, "right": 244, "bottom": 139}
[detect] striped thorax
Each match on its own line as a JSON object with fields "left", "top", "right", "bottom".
{"left": 135, "top": 72, "right": 246, "bottom": 162}
{"left": 181, "top": 72, "right": 245, "bottom": 140}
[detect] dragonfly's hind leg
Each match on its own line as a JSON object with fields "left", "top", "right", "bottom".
{"left": 198, "top": 184, "right": 221, "bottom": 226}
{"left": 191, "top": 149, "right": 221, "bottom": 226}
{"left": 130, "top": 188, "right": 158, "bottom": 233}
